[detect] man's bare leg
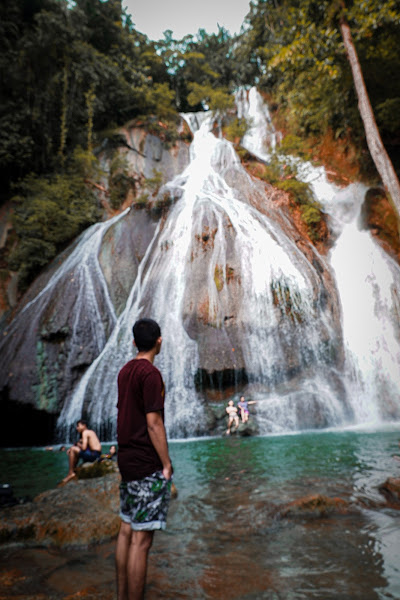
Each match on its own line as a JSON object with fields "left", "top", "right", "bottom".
{"left": 127, "top": 530, "right": 154, "bottom": 600}
{"left": 61, "top": 446, "right": 80, "bottom": 483}
{"left": 116, "top": 523, "right": 154, "bottom": 600}
{"left": 116, "top": 521, "right": 132, "bottom": 600}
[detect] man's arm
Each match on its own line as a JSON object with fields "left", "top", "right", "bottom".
{"left": 146, "top": 411, "right": 172, "bottom": 480}
{"left": 80, "top": 430, "right": 88, "bottom": 451}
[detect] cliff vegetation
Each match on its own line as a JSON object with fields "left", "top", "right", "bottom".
{"left": 1, "top": 0, "right": 399, "bottom": 298}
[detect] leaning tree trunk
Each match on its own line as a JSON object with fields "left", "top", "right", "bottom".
{"left": 340, "top": 17, "right": 400, "bottom": 220}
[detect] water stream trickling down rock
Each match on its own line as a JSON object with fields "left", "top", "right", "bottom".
{"left": 1, "top": 88, "right": 399, "bottom": 442}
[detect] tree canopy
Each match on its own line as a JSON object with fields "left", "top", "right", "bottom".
{"left": 236, "top": 0, "right": 400, "bottom": 173}
{"left": 1, "top": 0, "right": 400, "bottom": 289}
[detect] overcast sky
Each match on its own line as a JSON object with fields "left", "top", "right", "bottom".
{"left": 122, "top": 0, "right": 252, "bottom": 40}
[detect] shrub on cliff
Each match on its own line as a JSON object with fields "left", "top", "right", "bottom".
{"left": 108, "top": 153, "right": 136, "bottom": 210}
{"left": 261, "top": 156, "right": 324, "bottom": 241}
{"left": 223, "top": 117, "right": 252, "bottom": 147}
{"left": 9, "top": 150, "right": 101, "bottom": 289}
{"left": 187, "top": 83, "right": 234, "bottom": 113}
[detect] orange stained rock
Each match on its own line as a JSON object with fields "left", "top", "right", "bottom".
{"left": 280, "top": 493, "right": 350, "bottom": 518}
{"left": 0, "top": 568, "right": 26, "bottom": 587}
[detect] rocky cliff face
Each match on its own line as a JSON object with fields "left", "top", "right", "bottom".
{"left": 1, "top": 96, "right": 399, "bottom": 444}
{"left": 0, "top": 126, "right": 190, "bottom": 444}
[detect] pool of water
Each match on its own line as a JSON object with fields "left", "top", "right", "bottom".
{"left": 1, "top": 429, "right": 400, "bottom": 599}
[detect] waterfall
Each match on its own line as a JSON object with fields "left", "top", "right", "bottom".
{"left": 325, "top": 186, "right": 400, "bottom": 423}
{"left": 239, "top": 88, "right": 400, "bottom": 429}
{"left": 57, "top": 97, "right": 348, "bottom": 438}
{"left": 0, "top": 213, "right": 124, "bottom": 414}
{"left": 238, "top": 88, "right": 400, "bottom": 427}
{"left": 2, "top": 87, "right": 400, "bottom": 439}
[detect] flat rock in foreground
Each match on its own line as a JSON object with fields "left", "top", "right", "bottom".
{"left": 0, "top": 473, "right": 121, "bottom": 548}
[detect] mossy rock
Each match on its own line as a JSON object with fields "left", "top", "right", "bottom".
{"left": 209, "top": 404, "right": 228, "bottom": 421}
{"left": 75, "top": 460, "right": 118, "bottom": 480}
{"left": 237, "top": 421, "right": 258, "bottom": 436}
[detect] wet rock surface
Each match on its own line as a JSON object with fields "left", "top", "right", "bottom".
{"left": 277, "top": 493, "right": 353, "bottom": 519}
{"left": 2, "top": 104, "right": 399, "bottom": 443}
{"left": 378, "top": 477, "right": 400, "bottom": 508}
{"left": 0, "top": 129, "right": 191, "bottom": 445}
{"left": 0, "top": 472, "right": 120, "bottom": 547}
{"left": 360, "top": 187, "right": 400, "bottom": 262}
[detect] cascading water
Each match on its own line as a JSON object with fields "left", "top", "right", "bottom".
{"left": 2, "top": 87, "right": 400, "bottom": 440}
{"left": 237, "top": 88, "right": 400, "bottom": 427}
{"left": 323, "top": 185, "right": 400, "bottom": 423}
{"left": 57, "top": 94, "right": 350, "bottom": 438}
{"left": 0, "top": 213, "right": 124, "bottom": 413}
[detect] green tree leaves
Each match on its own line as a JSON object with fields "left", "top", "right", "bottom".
{"left": 238, "top": 0, "right": 400, "bottom": 164}
{"left": 9, "top": 150, "right": 101, "bottom": 288}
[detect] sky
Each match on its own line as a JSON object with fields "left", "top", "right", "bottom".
{"left": 122, "top": 0, "right": 252, "bottom": 40}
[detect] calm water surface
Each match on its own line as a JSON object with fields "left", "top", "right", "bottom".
{"left": 1, "top": 429, "right": 400, "bottom": 599}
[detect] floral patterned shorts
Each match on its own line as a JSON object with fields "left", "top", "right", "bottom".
{"left": 119, "top": 471, "right": 172, "bottom": 531}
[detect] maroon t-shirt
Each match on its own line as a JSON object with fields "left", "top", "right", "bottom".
{"left": 117, "top": 358, "right": 165, "bottom": 481}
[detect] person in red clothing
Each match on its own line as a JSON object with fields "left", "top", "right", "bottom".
{"left": 115, "top": 318, "right": 173, "bottom": 600}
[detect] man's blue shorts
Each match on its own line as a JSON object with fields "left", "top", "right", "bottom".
{"left": 79, "top": 449, "right": 101, "bottom": 462}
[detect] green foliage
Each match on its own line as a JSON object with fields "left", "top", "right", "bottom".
{"left": 9, "top": 151, "right": 101, "bottom": 288}
{"left": 71, "top": 146, "right": 104, "bottom": 180}
{"left": 262, "top": 157, "right": 313, "bottom": 204}
{"left": 223, "top": 117, "right": 251, "bottom": 145}
{"left": 134, "top": 193, "right": 150, "bottom": 208}
{"left": 187, "top": 83, "right": 234, "bottom": 112}
{"left": 0, "top": 0, "right": 175, "bottom": 195}
{"left": 262, "top": 154, "right": 323, "bottom": 240}
{"left": 4, "top": 0, "right": 399, "bottom": 291}
{"left": 279, "top": 135, "right": 312, "bottom": 161}
{"left": 236, "top": 0, "right": 400, "bottom": 174}
{"left": 156, "top": 26, "right": 239, "bottom": 111}
{"left": 376, "top": 98, "right": 400, "bottom": 135}
{"left": 301, "top": 202, "right": 322, "bottom": 227}
{"left": 143, "top": 83, "right": 177, "bottom": 121}
{"left": 108, "top": 152, "right": 135, "bottom": 210}
{"left": 152, "top": 191, "right": 174, "bottom": 216}
{"left": 145, "top": 169, "right": 164, "bottom": 195}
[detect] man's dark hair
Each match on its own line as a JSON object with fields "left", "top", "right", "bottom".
{"left": 77, "top": 419, "right": 88, "bottom": 427}
{"left": 133, "top": 318, "right": 161, "bottom": 351}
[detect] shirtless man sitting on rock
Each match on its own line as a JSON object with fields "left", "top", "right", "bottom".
{"left": 61, "top": 420, "right": 102, "bottom": 484}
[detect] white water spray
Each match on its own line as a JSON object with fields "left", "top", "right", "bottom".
{"left": 238, "top": 88, "right": 400, "bottom": 426}
{"left": 3, "top": 88, "right": 399, "bottom": 438}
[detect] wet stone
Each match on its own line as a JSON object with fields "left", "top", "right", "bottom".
{"left": 378, "top": 477, "right": 400, "bottom": 508}
{"left": 278, "top": 494, "right": 353, "bottom": 519}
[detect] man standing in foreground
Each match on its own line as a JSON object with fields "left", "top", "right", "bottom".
{"left": 115, "top": 318, "right": 173, "bottom": 600}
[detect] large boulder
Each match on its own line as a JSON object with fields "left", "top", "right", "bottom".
{"left": 0, "top": 473, "right": 121, "bottom": 547}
